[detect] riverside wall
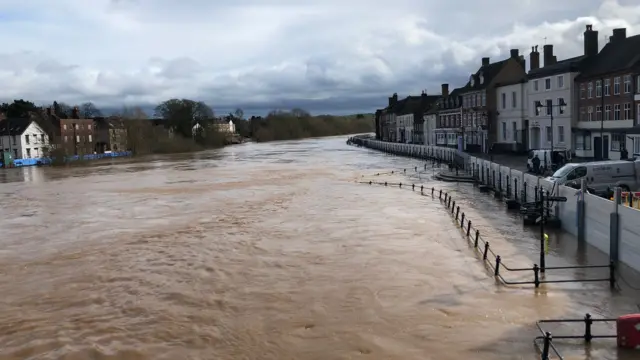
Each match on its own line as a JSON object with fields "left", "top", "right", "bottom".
{"left": 350, "top": 137, "right": 640, "bottom": 273}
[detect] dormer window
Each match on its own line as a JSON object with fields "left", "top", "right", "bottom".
{"left": 469, "top": 75, "right": 475, "bottom": 86}
{"left": 479, "top": 72, "right": 484, "bottom": 84}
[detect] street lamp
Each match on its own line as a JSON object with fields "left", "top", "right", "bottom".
{"left": 535, "top": 99, "right": 566, "bottom": 167}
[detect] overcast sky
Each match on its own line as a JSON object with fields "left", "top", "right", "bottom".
{"left": 0, "top": 0, "right": 639, "bottom": 116}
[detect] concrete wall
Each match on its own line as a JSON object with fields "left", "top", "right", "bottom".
{"left": 353, "top": 138, "right": 640, "bottom": 273}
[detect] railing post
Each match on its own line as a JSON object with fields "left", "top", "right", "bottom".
{"left": 494, "top": 255, "right": 501, "bottom": 276}
{"left": 439, "top": 189, "right": 442, "bottom": 199}
{"left": 533, "top": 264, "right": 540, "bottom": 288}
{"left": 584, "top": 313, "right": 593, "bottom": 342}
{"left": 523, "top": 182, "right": 527, "bottom": 202}
{"left": 474, "top": 230, "right": 479, "bottom": 247}
{"left": 384, "top": 181, "right": 387, "bottom": 186}
{"left": 451, "top": 200, "right": 456, "bottom": 213}
{"left": 412, "top": 183, "right": 415, "bottom": 191}
{"left": 455, "top": 205, "right": 460, "bottom": 219}
{"left": 467, "top": 221, "right": 472, "bottom": 237}
{"left": 444, "top": 192, "right": 448, "bottom": 202}
{"left": 460, "top": 212, "right": 465, "bottom": 227}
{"left": 541, "top": 332, "right": 552, "bottom": 360}
{"left": 483, "top": 242, "right": 489, "bottom": 260}
{"left": 420, "top": 185, "right": 424, "bottom": 194}
{"left": 399, "top": 182, "right": 402, "bottom": 188}
{"left": 609, "top": 261, "right": 616, "bottom": 289}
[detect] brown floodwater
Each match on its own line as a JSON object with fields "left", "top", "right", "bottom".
{"left": 0, "top": 136, "right": 639, "bottom": 360}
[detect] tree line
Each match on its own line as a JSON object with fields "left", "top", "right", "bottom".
{"left": 1, "top": 99, "right": 375, "bottom": 155}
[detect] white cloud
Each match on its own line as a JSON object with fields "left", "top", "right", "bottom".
{"left": 0, "top": 0, "right": 638, "bottom": 114}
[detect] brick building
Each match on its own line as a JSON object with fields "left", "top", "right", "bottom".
{"left": 47, "top": 106, "right": 96, "bottom": 155}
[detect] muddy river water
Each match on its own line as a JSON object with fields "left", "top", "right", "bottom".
{"left": 0, "top": 136, "right": 639, "bottom": 360}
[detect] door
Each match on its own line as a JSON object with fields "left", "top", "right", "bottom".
{"left": 603, "top": 135, "right": 609, "bottom": 160}
{"left": 594, "top": 137, "right": 602, "bottom": 160}
{"left": 531, "top": 128, "right": 540, "bottom": 150}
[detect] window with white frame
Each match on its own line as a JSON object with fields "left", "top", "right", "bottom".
{"left": 481, "top": 92, "right": 486, "bottom": 106}
{"left": 558, "top": 126, "right": 565, "bottom": 143}
{"left": 546, "top": 126, "right": 552, "bottom": 143}
{"left": 596, "top": 80, "right": 602, "bottom": 97}
{"left": 557, "top": 98, "right": 565, "bottom": 114}
{"left": 624, "top": 75, "right": 631, "bottom": 93}
{"left": 533, "top": 80, "right": 539, "bottom": 92}
{"left": 587, "top": 106, "right": 593, "bottom": 121}
{"left": 604, "top": 78, "right": 610, "bottom": 96}
{"left": 575, "top": 133, "right": 585, "bottom": 150}
{"left": 634, "top": 136, "right": 640, "bottom": 155}
{"left": 557, "top": 75, "right": 564, "bottom": 88}
{"left": 546, "top": 99, "right": 552, "bottom": 116}
{"left": 534, "top": 101, "right": 540, "bottom": 116}
{"left": 588, "top": 82, "right": 593, "bottom": 98}
{"left": 596, "top": 105, "right": 602, "bottom": 121}
{"left": 614, "top": 76, "right": 620, "bottom": 94}
{"left": 502, "top": 122, "right": 507, "bottom": 140}
{"left": 614, "top": 104, "right": 621, "bottom": 120}
{"left": 611, "top": 133, "right": 624, "bottom": 151}
{"left": 545, "top": 78, "right": 551, "bottom": 90}
{"left": 580, "top": 84, "right": 585, "bottom": 98}
{"left": 624, "top": 103, "right": 631, "bottom": 120}
{"left": 605, "top": 105, "right": 611, "bottom": 120}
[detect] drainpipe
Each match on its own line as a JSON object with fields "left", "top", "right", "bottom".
{"left": 600, "top": 76, "right": 605, "bottom": 160}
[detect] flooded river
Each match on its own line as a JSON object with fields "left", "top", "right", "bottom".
{"left": 0, "top": 136, "right": 638, "bottom": 360}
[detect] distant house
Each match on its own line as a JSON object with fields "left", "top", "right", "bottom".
{"left": 45, "top": 106, "right": 96, "bottom": 155}
{"left": 213, "top": 119, "right": 236, "bottom": 134}
{"left": 0, "top": 118, "right": 50, "bottom": 159}
{"left": 94, "top": 117, "right": 127, "bottom": 153}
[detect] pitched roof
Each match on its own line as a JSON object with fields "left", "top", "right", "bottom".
{"left": 0, "top": 118, "right": 32, "bottom": 136}
{"left": 528, "top": 55, "right": 585, "bottom": 79}
{"left": 393, "top": 94, "right": 440, "bottom": 115}
{"left": 459, "top": 59, "right": 510, "bottom": 93}
{"left": 576, "top": 34, "right": 640, "bottom": 79}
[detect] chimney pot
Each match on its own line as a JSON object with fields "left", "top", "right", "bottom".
{"left": 584, "top": 24, "right": 598, "bottom": 57}
{"left": 441, "top": 83, "right": 449, "bottom": 97}
{"left": 481, "top": 57, "right": 490, "bottom": 66}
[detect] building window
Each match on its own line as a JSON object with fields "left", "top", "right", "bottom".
{"left": 637, "top": 76, "right": 640, "bottom": 94}
{"left": 502, "top": 122, "right": 507, "bottom": 140}
{"left": 596, "top": 80, "right": 602, "bottom": 97}
{"left": 557, "top": 98, "right": 565, "bottom": 114}
{"left": 545, "top": 99, "right": 552, "bottom": 116}
{"left": 26, "top": 148, "right": 31, "bottom": 158}
{"left": 511, "top": 91, "right": 516, "bottom": 108}
{"left": 40, "top": 134, "right": 45, "bottom": 142}
{"left": 64, "top": 136, "right": 68, "bottom": 142}
{"left": 614, "top": 104, "right": 621, "bottom": 120}
{"left": 76, "top": 135, "right": 80, "bottom": 143}
{"left": 558, "top": 126, "right": 565, "bottom": 143}
{"left": 580, "top": 84, "right": 585, "bottom": 99}
{"left": 587, "top": 106, "right": 593, "bottom": 121}
{"left": 624, "top": 75, "right": 631, "bottom": 93}
{"left": 481, "top": 92, "right": 486, "bottom": 106}
{"left": 545, "top": 78, "right": 551, "bottom": 90}
{"left": 12, "top": 135, "right": 16, "bottom": 144}
{"left": 546, "top": 126, "right": 552, "bottom": 143}
{"left": 624, "top": 103, "right": 631, "bottom": 120}
{"left": 63, "top": 124, "right": 67, "bottom": 130}
{"left": 501, "top": 93, "right": 506, "bottom": 109}
{"left": 614, "top": 76, "right": 620, "bottom": 94}
{"left": 534, "top": 80, "right": 539, "bottom": 92}
{"left": 588, "top": 82, "right": 593, "bottom": 98}
{"left": 638, "top": 103, "right": 640, "bottom": 122}
{"left": 596, "top": 105, "right": 602, "bottom": 121}
{"left": 25, "top": 135, "right": 30, "bottom": 144}
{"left": 88, "top": 124, "right": 92, "bottom": 130}
{"left": 557, "top": 75, "right": 564, "bottom": 88}
{"left": 75, "top": 124, "right": 79, "bottom": 130}
{"left": 580, "top": 107, "right": 586, "bottom": 121}
{"left": 611, "top": 133, "right": 624, "bottom": 151}
{"left": 605, "top": 105, "right": 611, "bottom": 120}
{"left": 604, "top": 79, "right": 610, "bottom": 96}
{"left": 575, "top": 134, "right": 585, "bottom": 150}
{"left": 512, "top": 121, "right": 517, "bottom": 141}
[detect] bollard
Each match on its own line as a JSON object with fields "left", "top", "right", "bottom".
{"left": 420, "top": 185, "right": 423, "bottom": 192}
{"left": 444, "top": 192, "right": 448, "bottom": 202}
{"left": 483, "top": 242, "right": 490, "bottom": 260}
{"left": 385, "top": 181, "right": 387, "bottom": 186}
{"left": 474, "top": 230, "right": 480, "bottom": 247}
{"left": 584, "top": 313, "right": 593, "bottom": 342}
{"left": 467, "top": 220, "right": 472, "bottom": 237}
{"left": 432, "top": 187, "right": 435, "bottom": 196}
{"left": 533, "top": 264, "right": 540, "bottom": 288}
{"left": 391, "top": 171, "right": 394, "bottom": 174}
{"left": 439, "top": 189, "right": 442, "bottom": 199}
{"left": 609, "top": 261, "right": 616, "bottom": 289}
{"left": 494, "top": 256, "right": 501, "bottom": 276}
{"left": 399, "top": 182, "right": 402, "bottom": 188}
{"left": 448, "top": 197, "right": 452, "bottom": 209}
{"left": 412, "top": 183, "right": 415, "bottom": 191}
{"left": 455, "top": 205, "right": 459, "bottom": 219}
{"left": 541, "top": 332, "right": 552, "bottom": 360}
{"left": 461, "top": 213, "right": 465, "bottom": 227}
{"left": 369, "top": 181, "right": 372, "bottom": 185}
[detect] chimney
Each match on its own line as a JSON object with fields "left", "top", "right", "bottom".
{"left": 46, "top": 107, "right": 51, "bottom": 115}
{"left": 529, "top": 46, "right": 540, "bottom": 70}
{"left": 543, "top": 44, "right": 554, "bottom": 67}
{"left": 510, "top": 49, "right": 519, "bottom": 58}
{"left": 519, "top": 55, "right": 526, "bottom": 70}
{"left": 441, "top": 83, "right": 449, "bottom": 97}
{"left": 481, "top": 57, "right": 490, "bottom": 66}
{"left": 612, "top": 28, "right": 627, "bottom": 42}
{"left": 72, "top": 106, "right": 79, "bottom": 119}
{"left": 584, "top": 24, "right": 599, "bottom": 57}
{"left": 388, "top": 97, "right": 393, "bottom": 107}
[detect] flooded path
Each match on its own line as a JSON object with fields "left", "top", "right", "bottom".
{"left": 0, "top": 137, "right": 638, "bottom": 359}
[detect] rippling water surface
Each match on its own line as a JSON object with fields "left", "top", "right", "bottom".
{"left": 1, "top": 136, "right": 639, "bottom": 360}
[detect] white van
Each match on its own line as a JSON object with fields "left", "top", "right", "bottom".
{"left": 547, "top": 160, "right": 640, "bottom": 194}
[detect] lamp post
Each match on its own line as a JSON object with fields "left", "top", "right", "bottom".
{"left": 536, "top": 99, "right": 567, "bottom": 169}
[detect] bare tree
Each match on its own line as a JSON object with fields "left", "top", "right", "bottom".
{"left": 80, "top": 102, "right": 103, "bottom": 118}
